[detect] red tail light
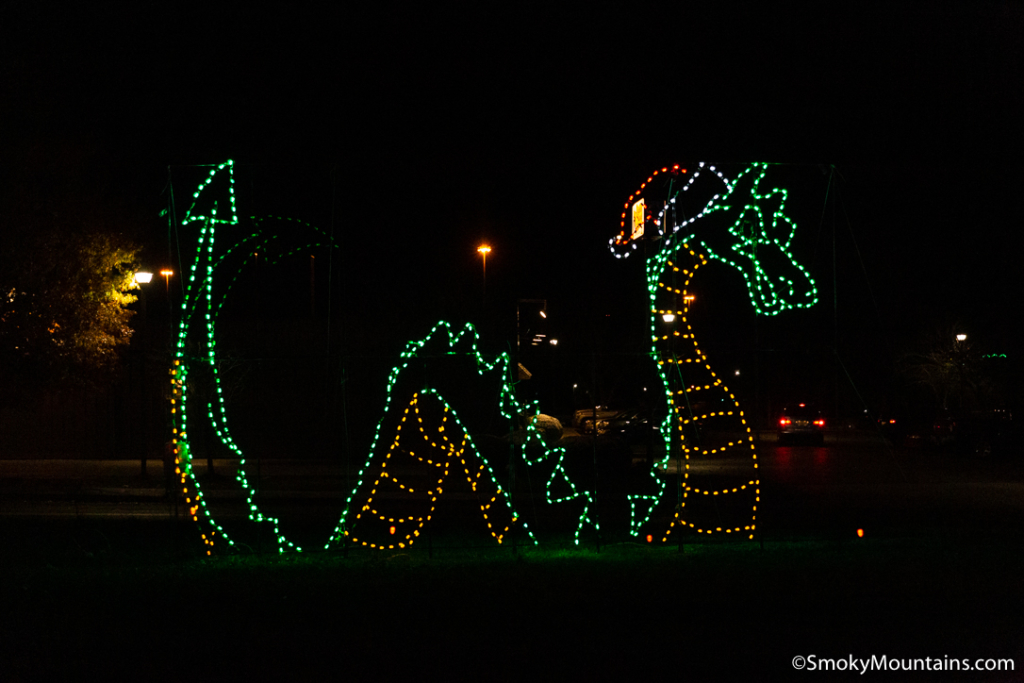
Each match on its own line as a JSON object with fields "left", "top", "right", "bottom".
{"left": 814, "top": 419, "right": 825, "bottom": 427}
{"left": 779, "top": 418, "right": 791, "bottom": 426}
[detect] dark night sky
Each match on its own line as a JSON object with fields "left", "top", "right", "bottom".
{"left": 2, "top": 2, "right": 1022, "bottom": 398}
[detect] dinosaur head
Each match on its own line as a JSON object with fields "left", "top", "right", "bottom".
{"left": 697, "top": 163, "right": 819, "bottom": 316}
{"left": 611, "top": 162, "right": 818, "bottom": 316}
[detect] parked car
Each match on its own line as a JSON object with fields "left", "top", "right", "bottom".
{"left": 929, "top": 409, "right": 1015, "bottom": 456}
{"left": 777, "top": 403, "right": 826, "bottom": 445}
{"left": 605, "top": 407, "right": 658, "bottom": 443}
{"left": 573, "top": 406, "right": 619, "bottom": 434}
{"left": 606, "top": 404, "right": 707, "bottom": 443}
{"left": 957, "top": 409, "right": 1015, "bottom": 457}
{"left": 884, "top": 408, "right": 1015, "bottom": 456}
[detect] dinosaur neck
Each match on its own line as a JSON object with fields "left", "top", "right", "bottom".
{"left": 651, "top": 245, "right": 708, "bottom": 362}
{"left": 650, "top": 244, "right": 761, "bottom": 541}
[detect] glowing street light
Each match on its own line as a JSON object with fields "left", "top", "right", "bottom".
{"left": 160, "top": 269, "right": 174, "bottom": 295}
{"left": 477, "top": 244, "right": 491, "bottom": 274}
{"left": 953, "top": 334, "right": 969, "bottom": 412}
{"left": 477, "top": 244, "right": 491, "bottom": 304}
{"left": 131, "top": 271, "right": 156, "bottom": 478}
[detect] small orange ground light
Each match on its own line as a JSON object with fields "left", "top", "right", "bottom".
{"left": 389, "top": 526, "right": 396, "bottom": 535}
{"left": 646, "top": 534, "right": 653, "bottom": 543}
{"left": 857, "top": 528, "right": 865, "bottom": 538}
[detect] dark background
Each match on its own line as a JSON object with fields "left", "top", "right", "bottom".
{"left": 1, "top": 2, "right": 1021, "bottom": 453}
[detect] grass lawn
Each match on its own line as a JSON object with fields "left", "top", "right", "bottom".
{"left": 1, "top": 518, "right": 1021, "bottom": 681}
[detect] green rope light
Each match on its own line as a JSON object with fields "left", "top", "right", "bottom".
{"left": 326, "top": 319, "right": 599, "bottom": 549}
{"left": 170, "top": 160, "right": 816, "bottom": 553}
{"left": 170, "top": 161, "right": 601, "bottom": 554}
{"left": 339, "top": 387, "right": 529, "bottom": 550}
{"left": 609, "top": 162, "right": 819, "bottom": 540}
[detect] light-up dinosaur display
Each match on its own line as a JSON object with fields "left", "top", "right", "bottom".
{"left": 168, "top": 160, "right": 817, "bottom": 554}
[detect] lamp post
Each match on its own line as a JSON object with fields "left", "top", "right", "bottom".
{"left": 477, "top": 244, "right": 491, "bottom": 305}
{"left": 159, "top": 269, "right": 173, "bottom": 295}
{"left": 955, "top": 334, "right": 968, "bottom": 413}
{"left": 134, "top": 272, "right": 154, "bottom": 476}
{"left": 510, "top": 297, "right": 545, "bottom": 548}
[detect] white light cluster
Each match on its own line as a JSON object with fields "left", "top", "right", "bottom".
{"left": 609, "top": 162, "right": 733, "bottom": 260}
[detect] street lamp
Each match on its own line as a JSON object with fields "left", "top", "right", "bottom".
{"left": 160, "top": 269, "right": 174, "bottom": 295}
{"left": 477, "top": 245, "right": 491, "bottom": 303}
{"left": 133, "top": 273, "right": 155, "bottom": 477}
{"left": 954, "top": 333, "right": 968, "bottom": 412}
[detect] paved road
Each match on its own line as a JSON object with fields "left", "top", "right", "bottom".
{"left": 1, "top": 432, "right": 1021, "bottom": 540}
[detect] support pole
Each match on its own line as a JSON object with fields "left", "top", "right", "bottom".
{"left": 591, "top": 352, "right": 600, "bottom": 552}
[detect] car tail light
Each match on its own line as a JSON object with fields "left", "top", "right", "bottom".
{"left": 779, "top": 418, "right": 791, "bottom": 426}
{"left": 814, "top": 419, "right": 825, "bottom": 427}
